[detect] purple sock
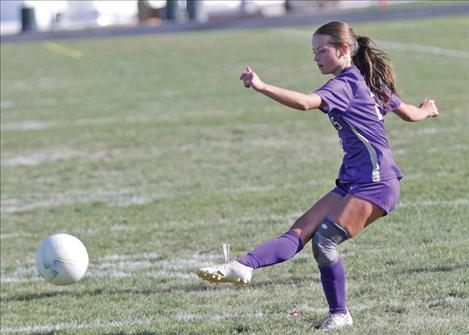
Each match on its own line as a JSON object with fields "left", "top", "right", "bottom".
{"left": 236, "top": 231, "right": 304, "bottom": 269}
{"left": 319, "top": 258, "right": 347, "bottom": 315}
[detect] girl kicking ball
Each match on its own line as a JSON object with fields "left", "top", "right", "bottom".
{"left": 197, "top": 21, "right": 438, "bottom": 331}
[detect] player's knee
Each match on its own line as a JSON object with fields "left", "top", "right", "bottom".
{"left": 312, "top": 217, "right": 349, "bottom": 267}
{"left": 312, "top": 232, "right": 338, "bottom": 266}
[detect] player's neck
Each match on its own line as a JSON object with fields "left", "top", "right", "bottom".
{"left": 332, "top": 56, "right": 352, "bottom": 76}
{"left": 333, "top": 63, "right": 353, "bottom": 76}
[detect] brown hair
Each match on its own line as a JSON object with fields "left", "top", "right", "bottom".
{"left": 314, "top": 21, "right": 397, "bottom": 109}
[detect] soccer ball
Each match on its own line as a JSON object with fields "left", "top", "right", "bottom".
{"left": 35, "top": 233, "right": 89, "bottom": 285}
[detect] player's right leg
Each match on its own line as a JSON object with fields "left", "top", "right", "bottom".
{"left": 196, "top": 191, "right": 343, "bottom": 286}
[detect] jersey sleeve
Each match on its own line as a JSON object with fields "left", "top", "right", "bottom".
{"left": 382, "top": 93, "right": 402, "bottom": 115}
{"left": 315, "top": 78, "right": 353, "bottom": 114}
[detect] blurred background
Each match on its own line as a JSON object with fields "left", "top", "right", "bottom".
{"left": 1, "top": 0, "right": 395, "bottom": 36}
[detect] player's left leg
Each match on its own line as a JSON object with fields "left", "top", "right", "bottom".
{"left": 314, "top": 184, "right": 396, "bottom": 330}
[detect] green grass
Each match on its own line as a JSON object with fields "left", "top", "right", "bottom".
{"left": 1, "top": 15, "right": 469, "bottom": 335}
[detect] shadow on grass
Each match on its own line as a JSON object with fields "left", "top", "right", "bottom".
{"left": 254, "top": 275, "right": 321, "bottom": 287}
{"left": 7, "top": 290, "right": 71, "bottom": 302}
{"left": 3, "top": 284, "right": 207, "bottom": 302}
{"left": 31, "top": 332, "right": 159, "bottom": 335}
{"left": 5, "top": 275, "right": 318, "bottom": 302}
{"left": 404, "top": 263, "right": 468, "bottom": 274}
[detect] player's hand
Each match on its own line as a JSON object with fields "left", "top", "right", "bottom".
{"left": 419, "top": 99, "right": 439, "bottom": 118}
{"left": 240, "top": 67, "right": 265, "bottom": 91}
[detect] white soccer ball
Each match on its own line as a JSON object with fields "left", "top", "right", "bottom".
{"left": 35, "top": 233, "right": 89, "bottom": 285}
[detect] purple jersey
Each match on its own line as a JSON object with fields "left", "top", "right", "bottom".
{"left": 315, "top": 65, "right": 402, "bottom": 183}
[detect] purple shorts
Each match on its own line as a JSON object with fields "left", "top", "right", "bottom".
{"left": 331, "top": 178, "right": 401, "bottom": 215}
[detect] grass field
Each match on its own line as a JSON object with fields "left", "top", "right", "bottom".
{"left": 1, "top": 14, "right": 469, "bottom": 335}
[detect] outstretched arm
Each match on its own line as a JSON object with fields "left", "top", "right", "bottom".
{"left": 240, "top": 67, "right": 324, "bottom": 111}
{"left": 393, "top": 99, "right": 439, "bottom": 122}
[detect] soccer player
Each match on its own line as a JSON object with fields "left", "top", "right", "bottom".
{"left": 197, "top": 21, "right": 438, "bottom": 331}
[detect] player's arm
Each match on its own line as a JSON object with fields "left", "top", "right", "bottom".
{"left": 240, "top": 67, "right": 324, "bottom": 111}
{"left": 256, "top": 84, "right": 323, "bottom": 111}
{"left": 393, "top": 99, "right": 439, "bottom": 122}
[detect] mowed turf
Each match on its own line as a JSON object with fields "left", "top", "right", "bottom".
{"left": 1, "top": 14, "right": 468, "bottom": 335}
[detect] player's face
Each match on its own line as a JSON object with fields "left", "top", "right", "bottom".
{"left": 312, "top": 34, "right": 343, "bottom": 76}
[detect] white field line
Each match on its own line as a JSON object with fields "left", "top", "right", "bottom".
{"left": 1, "top": 123, "right": 462, "bottom": 167}
{"left": 1, "top": 297, "right": 467, "bottom": 334}
{"left": 161, "top": 211, "right": 303, "bottom": 228}
{"left": 399, "top": 198, "right": 469, "bottom": 208}
{"left": 1, "top": 171, "right": 467, "bottom": 214}
{"left": 0, "top": 138, "right": 305, "bottom": 167}
{"left": 0, "top": 319, "right": 152, "bottom": 335}
{"left": 376, "top": 40, "right": 469, "bottom": 59}
{"left": 273, "top": 28, "right": 469, "bottom": 59}
{"left": 405, "top": 170, "right": 468, "bottom": 180}
{"left": 2, "top": 173, "right": 467, "bottom": 215}
{"left": 388, "top": 125, "right": 464, "bottom": 137}
{"left": 0, "top": 225, "right": 140, "bottom": 241}
{"left": 0, "top": 253, "right": 223, "bottom": 284}
{"left": 0, "top": 211, "right": 301, "bottom": 241}
{"left": 1, "top": 187, "right": 138, "bottom": 213}
{"left": 0, "top": 179, "right": 330, "bottom": 214}
{"left": 3, "top": 198, "right": 464, "bottom": 256}
{"left": 1, "top": 119, "right": 461, "bottom": 170}
{"left": 393, "top": 143, "right": 468, "bottom": 156}
{"left": 0, "top": 232, "right": 27, "bottom": 240}
{"left": 0, "top": 311, "right": 262, "bottom": 334}
{"left": 1, "top": 148, "right": 107, "bottom": 167}
{"left": 0, "top": 118, "right": 142, "bottom": 132}
{"left": 0, "top": 108, "right": 246, "bottom": 132}
{"left": 0, "top": 100, "right": 14, "bottom": 109}
{"left": 385, "top": 23, "right": 469, "bottom": 35}
{"left": 0, "top": 121, "right": 53, "bottom": 131}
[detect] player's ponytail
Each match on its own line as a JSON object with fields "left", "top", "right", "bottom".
{"left": 353, "top": 36, "right": 397, "bottom": 110}
{"left": 314, "top": 21, "right": 398, "bottom": 110}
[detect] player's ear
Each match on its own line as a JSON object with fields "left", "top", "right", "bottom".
{"left": 337, "top": 43, "right": 351, "bottom": 58}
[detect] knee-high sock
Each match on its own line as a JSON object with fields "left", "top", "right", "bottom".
{"left": 319, "top": 258, "right": 347, "bottom": 315}
{"left": 236, "top": 231, "right": 304, "bottom": 269}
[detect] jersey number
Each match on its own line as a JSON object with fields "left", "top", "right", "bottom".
{"left": 329, "top": 116, "right": 343, "bottom": 130}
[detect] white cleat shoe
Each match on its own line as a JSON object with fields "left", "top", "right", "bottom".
{"left": 316, "top": 310, "right": 353, "bottom": 331}
{"left": 196, "top": 260, "right": 253, "bottom": 287}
